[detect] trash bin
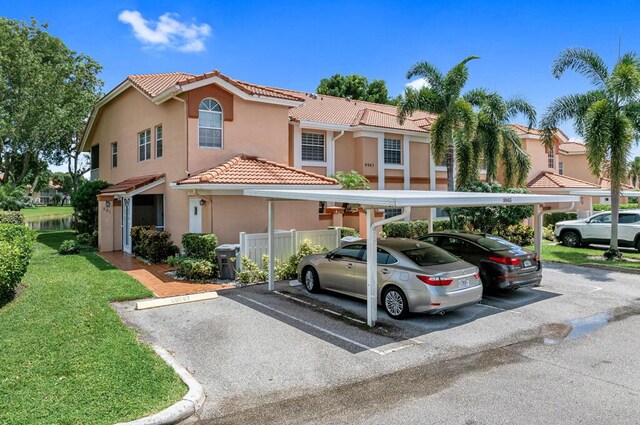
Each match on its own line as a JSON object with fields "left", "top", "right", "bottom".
{"left": 215, "top": 244, "right": 240, "bottom": 280}
{"left": 340, "top": 236, "right": 362, "bottom": 246}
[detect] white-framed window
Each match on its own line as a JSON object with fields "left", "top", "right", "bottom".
{"left": 384, "top": 138, "right": 402, "bottom": 164}
{"left": 558, "top": 161, "right": 564, "bottom": 175}
{"left": 547, "top": 148, "right": 555, "bottom": 169}
{"left": 198, "top": 98, "right": 223, "bottom": 148}
{"left": 111, "top": 142, "right": 118, "bottom": 168}
{"left": 384, "top": 208, "right": 403, "bottom": 219}
{"left": 155, "top": 125, "right": 163, "bottom": 158}
{"left": 138, "top": 129, "right": 151, "bottom": 162}
{"left": 301, "top": 132, "right": 325, "bottom": 161}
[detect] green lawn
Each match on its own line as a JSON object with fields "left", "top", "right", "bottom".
{"left": 0, "top": 231, "right": 186, "bottom": 425}
{"left": 20, "top": 206, "right": 73, "bottom": 218}
{"left": 539, "top": 241, "right": 640, "bottom": 270}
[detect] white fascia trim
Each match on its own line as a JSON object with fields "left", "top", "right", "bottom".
{"left": 383, "top": 164, "right": 404, "bottom": 170}
{"left": 160, "top": 76, "right": 304, "bottom": 107}
{"left": 435, "top": 165, "right": 447, "bottom": 172}
{"left": 171, "top": 183, "right": 341, "bottom": 191}
{"left": 301, "top": 161, "right": 328, "bottom": 167}
{"left": 128, "top": 178, "right": 166, "bottom": 197}
{"left": 297, "top": 120, "right": 351, "bottom": 132}
{"left": 351, "top": 125, "right": 429, "bottom": 138}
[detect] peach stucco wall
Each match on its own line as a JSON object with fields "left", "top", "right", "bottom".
{"left": 522, "top": 136, "right": 560, "bottom": 183}
{"left": 559, "top": 153, "right": 597, "bottom": 184}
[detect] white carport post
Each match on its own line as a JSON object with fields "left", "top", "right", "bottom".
{"left": 268, "top": 200, "right": 275, "bottom": 291}
{"left": 533, "top": 204, "right": 543, "bottom": 257}
{"left": 365, "top": 206, "right": 412, "bottom": 327}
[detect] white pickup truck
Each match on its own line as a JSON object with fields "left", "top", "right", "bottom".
{"left": 554, "top": 210, "right": 640, "bottom": 251}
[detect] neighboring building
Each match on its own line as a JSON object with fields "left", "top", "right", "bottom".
{"left": 28, "top": 181, "right": 65, "bottom": 205}
{"left": 84, "top": 70, "right": 615, "bottom": 253}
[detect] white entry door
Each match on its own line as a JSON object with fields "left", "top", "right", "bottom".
{"left": 189, "top": 198, "right": 202, "bottom": 233}
{"left": 122, "top": 197, "right": 133, "bottom": 253}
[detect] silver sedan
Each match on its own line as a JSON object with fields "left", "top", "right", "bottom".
{"left": 297, "top": 238, "right": 482, "bottom": 319}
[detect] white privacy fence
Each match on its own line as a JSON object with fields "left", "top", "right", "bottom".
{"left": 238, "top": 228, "right": 341, "bottom": 269}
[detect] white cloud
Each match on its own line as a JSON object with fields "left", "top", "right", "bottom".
{"left": 118, "top": 10, "right": 211, "bottom": 53}
{"left": 405, "top": 78, "right": 430, "bottom": 90}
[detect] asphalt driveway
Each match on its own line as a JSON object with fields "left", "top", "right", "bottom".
{"left": 113, "top": 262, "right": 640, "bottom": 424}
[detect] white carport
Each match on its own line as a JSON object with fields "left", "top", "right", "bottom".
{"left": 570, "top": 189, "right": 640, "bottom": 199}
{"left": 244, "top": 189, "right": 580, "bottom": 327}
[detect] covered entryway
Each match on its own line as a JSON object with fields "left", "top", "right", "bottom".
{"left": 244, "top": 189, "right": 580, "bottom": 327}
{"left": 97, "top": 174, "right": 166, "bottom": 253}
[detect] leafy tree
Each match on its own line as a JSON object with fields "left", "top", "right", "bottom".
{"left": 0, "top": 184, "right": 28, "bottom": 211}
{"left": 540, "top": 48, "right": 640, "bottom": 258}
{"left": 463, "top": 89, "right": 535, "bottom": 186}
{"left": 629, "top": 156, "right": 640, "bottom": 188}
{"left": 444, "top": 181, "right": 534, "bottom": 233}
{"left": 70, "top": 180, "right": 110, "bottom": 233}
{"left": 316, "top": 74, "right": 394, "bottom": 104}
{"left": 0, "top": 18, "right": 103, "bottom": 187}
{"left": 398, "top": 57, "right": 479, "bottom": 190}
{"left": 331, "top": 170, "right": 371, "bottom": 210}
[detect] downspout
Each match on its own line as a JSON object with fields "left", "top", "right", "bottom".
{"left": 172, "top": 95, "right": 189, "bottom": 176}
{"left": 365, "top": 206, "right": 412, "bottom": 327}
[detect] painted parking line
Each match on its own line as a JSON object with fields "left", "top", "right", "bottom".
{"left": 479, "top": 302, "right": 523, "bottom": 314}
{"left": 274, "top": 291, "right": 367, "bottom": 325}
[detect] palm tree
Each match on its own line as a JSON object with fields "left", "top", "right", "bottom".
{"left": 629, "top": 156, "right": 640, "bottom": 188}
{"left": 541, "top": 48, "right": 640, "bottom": 258}
{"left": 462, "top": 89, "right": 536, "bottom": 187}
{"left": 398, "top": 56, "right": 479, "bottom": 190}
{"left": 0, "top": 184, "right": 28, "bottom": 211}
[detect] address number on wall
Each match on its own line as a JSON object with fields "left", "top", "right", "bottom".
{"left": 364, "top": 163, "right": 375, "bottom": 167}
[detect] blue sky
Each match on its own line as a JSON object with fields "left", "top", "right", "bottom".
{"left": 3, "top": 0, "right": 640, "bottom": 161}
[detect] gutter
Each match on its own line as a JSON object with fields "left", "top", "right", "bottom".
{"left": 171, "top": 95, "right": 189, "bottom": 177}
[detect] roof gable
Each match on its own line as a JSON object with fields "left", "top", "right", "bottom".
{"left": 527, "top": 172, "right": 600, "bottom": 189}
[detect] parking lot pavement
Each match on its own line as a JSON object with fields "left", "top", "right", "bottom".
{"left": 113, "top": 262, "right": 640, "bottom": 423}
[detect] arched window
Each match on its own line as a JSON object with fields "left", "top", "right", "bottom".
{"left": 198, "top": 98, "right": 223, "bottom": 148}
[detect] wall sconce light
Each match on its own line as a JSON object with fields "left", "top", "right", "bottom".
{"left": 199, "top": 199, "right": 206, "bottom": 206}
{"left": 105, "top": 200, "right": 111, "bottom": 208}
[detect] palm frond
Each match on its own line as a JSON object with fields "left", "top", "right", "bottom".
{"left": 608, "top": 52, "right": 640, "bottom": 101}
{"left": 501, "top": 127, "right": 532, "bottom": 187}
{"left": 429, "top": 115, "right": 451, "bottom": 164}
{"left": 406, "top": 61, "right": 444, "bottom": 93}
{"left": 551, "top": 47, "right": 609, "bottom": 87}
{"left": 443, "top": 56, "right": 480, "bottom": 105}
{"left": 505, "top": 95, "right": 537, "bottom": 128}
{"left": 397, "top": 87, "right": 442, "bottom": 124}
{"left": 583, "top": 98, "right": 614, "bottom": 177}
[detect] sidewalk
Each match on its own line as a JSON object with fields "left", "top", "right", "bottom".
{"left": 100, "top": 251, "right": 233, "bottom": 297}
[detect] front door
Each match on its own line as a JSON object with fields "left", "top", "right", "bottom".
{"left": 189, "top": 198, "right": 202, "bottom": 233}
{"left": 122, "top": 196, "right": 133, "bottom": 253}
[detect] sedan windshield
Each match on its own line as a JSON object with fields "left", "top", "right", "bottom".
{"left": 475, "top": 235, "right": 520, "bottom": 251}
{"left": 403, "top": 245, "right": 459, "bottom": 266}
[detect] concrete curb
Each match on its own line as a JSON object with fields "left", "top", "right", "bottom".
{"left": 580, "top": 262, "right": 640, "bottom": 275}
{"left": 115, "top": 345, "right": 205, "bottom": 425}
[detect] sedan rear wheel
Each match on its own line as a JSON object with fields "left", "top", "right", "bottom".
{"left": 303, "top": 267, "right": 320, "bottom": 293}
{"left": 561, "top": 230, "right": 580, "bottom": 248}
{"left": 383, "top": 286, "right": 409, "bottom": 319}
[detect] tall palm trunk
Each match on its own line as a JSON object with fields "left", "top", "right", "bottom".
{"left": 610, "top": 184, "right": 620, "bottom": 253}
{"left": 446, "top": 130, "right": 455, "bottom": 192}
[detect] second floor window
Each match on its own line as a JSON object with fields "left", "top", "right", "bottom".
{"left": 138, "top": 129, "right": 151, "bottom": 162}
{"left": 547, "top": 148, "right": 555, "bottom": 169}
{"left": 199, "top": 98, "right": 223, "bottom": 148}
{"left": 111, "top": 142, "right": 118, "bottom": 168}
{"left": 155, "top": 125, "right": 163, "bottom": 158}
{"left": 301, "top": 132, "right": 325, "bottom": 161}
{"left": 384, "top": 138, "right": 402, "bottom": 164}
{"left": 558, "top": 161, "right": 564, "bottom": 175}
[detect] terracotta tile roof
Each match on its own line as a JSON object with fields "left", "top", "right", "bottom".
{"left": 128, "top": 73, "right": 194, "bottom": 98}
{"left": 559, "top": 141, "right": 587, "bottom": 154}
{"left": 511, "top": 123, "right": 569, "bottom": 141}
{"left": 286, "top": 91, "right": 434, "bottom": 133}
{"left": 527, "top": 172, "right": 600, "bottom": 189}
{"left": 599, "top": 177, "right": 634, "bottom": 190}
{"left": 175, "top": 155, "right": 339, "bottom": 186}
{"left": 101, "top": 174, "right": 165, "bottom": 194}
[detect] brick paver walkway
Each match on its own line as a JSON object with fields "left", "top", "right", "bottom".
{"left": 99, "top": 251, "right": 234, "bottom": 298}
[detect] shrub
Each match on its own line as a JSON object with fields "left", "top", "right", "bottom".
{"left": 236, "top": 256, "right": 268, "bottom": 284}
{"left": 0, "top": 184, "right": 29, "bottom": 211}
{"left": 132, "top": 228, "right": 179, "bottom": 263}
{"left": 276, "top": 239, "right": 327, "bottom": 280}
{"left": 76, "top": 233, "right": 93, "bottom": 245}
{"left": 0, "top": 211, "right": 24, "bottom": 225}
{"left": 59, "top": 240, "right": 80, "bottom": 255}
{"left": 71, "top": 180, "right": 111, "bottom": 234}
{"left": 131, "top": 225, "right": 154, "bottom": 253}
{"left": 331, "top": 226, "right": 359, "bottom": 238}
{"left": 433, "top": 219, "right": 452, "bottom": 232}
{"left": 494, "top": 224, "right": 534, "bottom": 247}
{"left": 593, "top": 203, "right": 637, "bottom": 212}
{"left": 0, "top": 224, "right": 35, "bottom": 300}
{"left": 182, "top": 233, "right": 218, "bottom": 262}
{"left": 383, "top": 220, "right": 440, "bottom": 239}
{"left": 543, "top": 212, "right": 578, "bottom": 227}
{"left": 543, "top": 225, "right": 555, "bottom": 241}
{"left": 168, "top": 256, "right": 217, "bottom": 281}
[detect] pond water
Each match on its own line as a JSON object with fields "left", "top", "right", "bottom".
{"left": 26, "top": 216, "right": 72, "bottom": 231}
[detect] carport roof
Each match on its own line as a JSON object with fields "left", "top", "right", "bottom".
{"left": 243, "top": 189, "right": 581, "bottom": 207}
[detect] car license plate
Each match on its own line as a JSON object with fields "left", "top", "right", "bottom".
{"left": 524, "top": 260, "right": 532, "bottom": 267}
{"left": 459, "top": 278, "right": 469, "bottom": 288}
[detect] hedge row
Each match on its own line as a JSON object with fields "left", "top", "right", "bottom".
{"left": 0, "top": 224, "right": 36, "bottom": 300}
{"left": 593, "top": 203, "right": 638, "bottom": 212}
{"left": 383, "top": 219, "right": 451, "bottom": 239}
{"left": 182, "top": 233, "right": 218, "bottom": 262}
{"left": 0, "top": 211, "right": 24, "bottom": 225}
{"left": 131, "top": 226, "right": 179, "bottom": 263}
